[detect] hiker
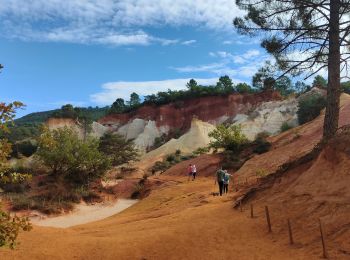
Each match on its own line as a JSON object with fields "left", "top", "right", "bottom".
{"left": 215, "top": 167, "right": 225, "bottom": 196}
{"left": 191, "top": 164, "right": 197, "bottom": 181}
{"left": 223, "top": 170, "right": 232, "bottom": 194}
{"left": 187, "top": 164, "right": 193, "bottom": 181}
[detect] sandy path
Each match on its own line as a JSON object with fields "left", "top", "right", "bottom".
{"left": 31, "top": 199, "right": 138, "bottom": 228}
{"left": 0, "top": 178, "right": 314, "bottom": 260}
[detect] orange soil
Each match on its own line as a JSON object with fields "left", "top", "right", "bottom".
{"left": 3, "top": 94, "right": 350, "bottom": 259}
{"left": 0, "top": 178, "right": 311, "bottom": 260}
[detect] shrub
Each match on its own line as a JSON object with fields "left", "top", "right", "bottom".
{"left": 36, "top": 127, "right": 111, "bottom": 185}
{"left": 192, "top": 147, "right": 210, "bottom": 156}
{"left": 99, "top": 133, "right": 139, "bottom": 166}
{"left": 131, "top": 184, "right": 144, "bottom": 199}
{"left": 297, "top": 94, "right": 326, "bottom": 124}
{"left": 166, "top": 154, "right": 176, "bottom": 162}
{"left": 209, "top": 124, "right": 249, "bottom": 153}
{"left": 280, "top": 122, "right": 292, "bottom": 132}
{"left": 175, "top": 149, "right": 181, "bottom": 156}
{"left": 12, "top": 140, "right": 37, "bottom": 158}
{"left": 253, "top": 135, "right": 271, "bottom": 154}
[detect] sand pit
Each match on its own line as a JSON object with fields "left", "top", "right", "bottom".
{"left": 31, "top": 199, "right": 138, "bottom": 228}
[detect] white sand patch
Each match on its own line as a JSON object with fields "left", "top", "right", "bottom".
{"left": 31, "top": 199, "right": 138, "bottom": 228}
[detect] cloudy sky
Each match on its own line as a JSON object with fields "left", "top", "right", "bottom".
{"left": 0, "top": 0, "right": 269, "bottom": 117}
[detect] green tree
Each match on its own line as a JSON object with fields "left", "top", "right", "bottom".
{"left": 186, "top": 79, "right": 199, "bottom": 92}
{"left": 294, "top": 81, "right": 310, "bottom": 93}
{"left": 61, "top": 104, "right": 77, "bottom": 119}
{"left": 312, "top": 75, "right": 328, "bottom": 89}
{"left": 341, "top": 81, "right": 350, "bottom": 94}
{"left": 110, "top": 98, "right": 126, "bottom": 114}
{"left": 274, "top": 76, "right": 293, "bottom": 96}
{"left": 236, "top": 83, "right": 253, "bottom": 94}
{"left": 36, "top": 127, "right": 110, "bottom": 184}
{"left": 297, "top": 94, "right": 327, "bottom": 125}
{"left": 252, "top": 64, "right": 275, "bottom": 91}
{"left": 234, "top": 1, "right": 350, "bottom": 140}
{"left": 129, "top": 92, "right": 141, "bottom": 107}
{"left": 209, "top": 124, "right": 248, "bottom": 152}
{"left": 0, "top": 101, "right": 32, "bottom": 249}
{"left": 99, "top": 133, "right": 139, "bottom": 166}
{"left": 217, "top": 75, "right": 234, "bottom": 93}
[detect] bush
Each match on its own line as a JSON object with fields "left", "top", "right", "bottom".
{"left": 192, "top": 147, "right": 210, "bottom": 156}
{"left": 253, "top": 135, "right": 271, "bottom": 154}
{"left": 99, "top": 133, "right": 139, "bottom": 166}
{"left": 280, "top": 122, "right": 292, "bottom": 132}
{"left": 166, "top": 154, "right": 176, "bottom": 162}
{"left": 297, "top": 94, "right": 326, "bottom": 124}
{"left": 12, "top": 140, "right": 37, "bottom": 158}
{"left": 209, "top": 124, "right": 249, "bottom": 153}
{"left": 36, "top": 127, "right": 111, "bottom": 185}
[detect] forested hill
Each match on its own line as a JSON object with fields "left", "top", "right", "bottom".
{"left": 14, "top": 109, "right": 60, "bottom": 126}
{"left": 4, "top": 106, "right": 109, "bottom": 144}
{"left": 15, "top": 106, "right": 109, "bottom": 126}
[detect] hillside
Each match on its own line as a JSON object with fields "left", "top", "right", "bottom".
{"left": 4, "top": 106, "right": 109, "bottom": 143}
{"left": 2, "top": 95, "right": 350, "bottom": 259}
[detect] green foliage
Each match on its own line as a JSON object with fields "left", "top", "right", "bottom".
{"left": 297, "top": 94, "right": 327, "bottom": 125}
{"left": 341, "top": 81, "right": 350, "bottom": 94}
{"left": 152, "top": 134, "right": 167, "bottom": 149}
{"left": 253, "top": 133, "right": 271, "bottom": 154}
{"left": 36, "top": 127, "right": 111, "bottom": 184}
{"left": 209, "top": 124, "right": 248, "bottom": 152}
{"left": 192, "top": 146, "right": 210, "bottom": 156}
{"left": 274, "top": 76, "right": 294, "bottom": 96}
{"left": 312, "top": 75, "right": 327, "bottom": 89}
{"left": 109, "top": 98, "right": 126, "bottom": 114}
{"left": 111, "top": 76, "right": 243, "bottom": 114}
{"left": 128, "top": 92, "right": 141, "bottom": 108}
{"left": 236, "top": 83, "right": 254, "bottom": 93}
{"left": 0, "top": 100, "right": 32, "bottom": 248}
{"left": 99, "top": 133, "right": 139, "bottom": 166}
{"left": 280, "top": 122, "right": 293, "bottom": 132}
{"left": 252, "top": 63, "right": 276, "bottom": 91}
{"left": 9, "top": 106, "right": 108, "bottom": 144}
{"left": 11, "top": 139, "right": 38, "bottom": 158}
{"left": 0, "top": 210, "right": 32, "bottom": 249}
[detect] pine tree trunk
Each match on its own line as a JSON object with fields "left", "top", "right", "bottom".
{"left": 323, "top": 0, "right": 341, "bottom": 140}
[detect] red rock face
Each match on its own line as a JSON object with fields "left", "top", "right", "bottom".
{"left": 99, "top": 91, "right": 281, "bottom": 131}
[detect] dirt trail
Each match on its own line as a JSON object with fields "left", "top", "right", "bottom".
{"left": 31, "top": 199, "right": 138, "bottom": 228}
{"left": 1, "top": 178, "right": 312, "bottom": 260}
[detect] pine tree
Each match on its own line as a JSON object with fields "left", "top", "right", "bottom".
{"left": 234, "top": 0, "right": 350, "bottom": 139}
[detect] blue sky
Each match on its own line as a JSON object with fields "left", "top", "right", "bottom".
{"left": 0, "top": 0, "right": 269, "bottom": 118}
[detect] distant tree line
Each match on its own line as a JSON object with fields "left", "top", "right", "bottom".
{"left": 108, "top": 74, "right": 338, "bottom": 115}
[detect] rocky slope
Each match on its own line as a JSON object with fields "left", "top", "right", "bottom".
{"left": 46, "top": 118, "right": 107, "bottom": 139}
{"left": 99, "top": 91, "right": 281, "bottom": 151}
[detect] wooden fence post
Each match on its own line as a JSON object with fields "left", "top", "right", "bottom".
{"left": 319, "top": 219, "right": 328, "bottom": 258}
{"left": 288, "top": 219, "right": 294, "bottom": 245}
{"left": 265, "top": 206, "right": 272, "bottom": 233}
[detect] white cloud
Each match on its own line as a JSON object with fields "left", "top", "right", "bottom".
{"left": 181, "top": 40, "right": 197, "bottom": 45}
{"left": 173, "top": 49, "right": 270, "bottom": 79}
{"left": 0, "top": 0, "right": 244, "bottom": 46}
{"left": 172, "top": 63, "right": 226, "bottom": 73}
{"left": 90, "top": 78, "right": 220, "bottom": 105}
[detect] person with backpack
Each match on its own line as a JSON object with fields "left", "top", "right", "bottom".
{"left": 215, "top": 167, "right": 225, "bottom": 196}
{"left": 223, "top": 170, "right": 232, "bottom": 194}
{"left": 191, "top": 164, "right": 197, "bottom": 181}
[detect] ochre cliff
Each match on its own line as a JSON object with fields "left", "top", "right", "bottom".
{"left": 99, "top": 91, "right": 281, "bottom": 132}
